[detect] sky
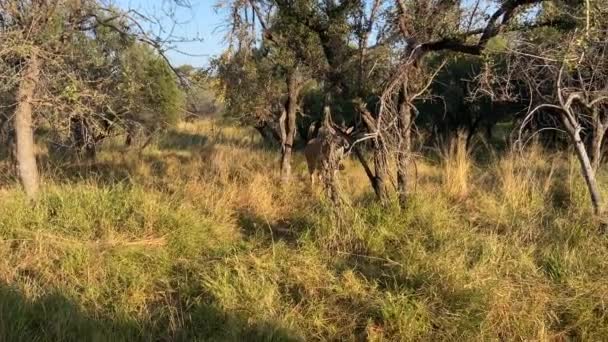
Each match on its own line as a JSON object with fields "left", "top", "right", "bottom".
{"left": 109, "top": 0, "right": 506, "bottom": 68}
{"left": 112, "top": 0, "right": 228, "bottom": 68}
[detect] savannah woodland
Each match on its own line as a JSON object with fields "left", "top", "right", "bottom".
{"left": 1, "top": 0, "right": 608, "bottom": 341}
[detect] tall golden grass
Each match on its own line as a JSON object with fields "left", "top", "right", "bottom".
{"left": 0, "top": 119, "right": 606, "bottom": 341}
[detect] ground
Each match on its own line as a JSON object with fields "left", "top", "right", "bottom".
{"left": 0, "top": 119, "right": 607, "bottom": 341}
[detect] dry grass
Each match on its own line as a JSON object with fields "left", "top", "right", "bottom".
{"left": 441, "top": 130, "right": 472, "bottom": 200}
{"left": 0, "top": 119, "right": 607, "bottom": 341}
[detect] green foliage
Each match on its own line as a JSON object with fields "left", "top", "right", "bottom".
{"left": 177, "top": 65, "right": 220, "bottom": 118}
{"left": 213, "top": 49, "right": 285, "bottom": 125}
{"left": 0, "top": 2, "right": 184, "bottom": 153}
{"left": 119, "top": 44, "right": 185, "bottom": 130}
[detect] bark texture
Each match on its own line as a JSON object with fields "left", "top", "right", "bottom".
{"left": 15, "top": 53, "right": 40, "bottom": 200}
{"left": 356, "top": 99, "right": 387, "bottom": 202}
{"left": 562, "top": 114, "right": 603, "bottom": 215}
{"left": 397, "top": 84, "right": 412, "bottom": 207}
{"left": 590, "top": 108, "right": 606, "bottom": 172}
{"left": 280, "top": 70, "right": 301, "bottom": 183}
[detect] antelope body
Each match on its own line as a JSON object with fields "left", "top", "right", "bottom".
{"left": 304, "top": 126, "right": 352, "bottom": 188}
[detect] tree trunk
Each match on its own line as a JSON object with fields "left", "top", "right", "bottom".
{"left": 563, "top": 115, "right": 603, "bottom": 215}
{"left": 71, "top": 117, "right": 96, "bottom": 160}
{"left": 280, "top": 70, "right": 300, "bottom": 183}
{"left": 356, "top": 99, "right": 387, "bottom": 202}
{"left": 373, "top": 143, "right": 388, "bottom": 201}
{"left": 397, "top": 84, "right": 412, "bottom": 207}
{"left": 0, "top": 115, "right": 16, "bottom": 164}
{"left": 590, "top": 109, "right": 605, "bottom": 172}
{"left": 351, "top": 145, "right": 386, "bottom": 201}
{"left": 254, "top": 122, "right": 281, "bottom": 146}
{"left": 591, "top": 123, "right": 604, "bottom": 172}
{"left": 15, "top": 53, "right": 40, "bottom": 200}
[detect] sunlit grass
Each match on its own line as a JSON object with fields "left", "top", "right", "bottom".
{"left": 0, "top": 119, "right": 607, "bottom": 340}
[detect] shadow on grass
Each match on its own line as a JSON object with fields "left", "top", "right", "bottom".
{"left": 37, "top": 149, "right": 199, "bottom": 188}
{"left": 158, "top": 129, "right": 273, "bottom": 153}
{"left": 334, "top": 254, "right": 423, "bottom": 292}
{"left": 157, "top": 131, "right": 209, "bottom": 150}
{"left": 39, "top": 155, "right": 134, "bottom": 186}
{"left": 0, "top": 284, "right": 141, "bottom": 342}
{"left": 0, "top": 126, "right": 276, "bottom": 189}
{"left": 236, "top": 209, "right": 313, "bottom": 247}
{"left": 0, "top": 283, "right": 302, "bottom": 342}
{"left": 211, "top": 133, "right": 276, "bottom": 152}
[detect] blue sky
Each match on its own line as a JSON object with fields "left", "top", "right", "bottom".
{"left": 109, "top": 0, "right": 506, "bottom": 68}
{"left": 112, "top": 0, "right": 228, "bottom": 67}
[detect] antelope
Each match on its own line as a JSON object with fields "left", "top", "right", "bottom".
{"left": 304, "top": 126, "right": 353, "bottom": 188}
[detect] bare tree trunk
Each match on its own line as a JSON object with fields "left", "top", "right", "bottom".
{"left": 278, "top": 108, "right": 286, "bottom": 147}
{"left": 591, "top": 123, "right": 604, "bottom": 172}
{"left": 356, "top": 99, "right": 387, "bottom": 202}
{"left": 125, "top": 121, "right": 136, "bottom": 147}
{"left": 71, "top": 116, "right": 97, "bottom": 160}
{"left": 278, "top": 107, "right": 287, "bottom": 174}
{"left": 15, "top": 53, "right": 40, "bottom": 200}
{"left": 590, "top": 109, "right": 606, "bottom": 172}
{"left": 0, "top": 115, "right": 16, "bottom": 165}
{"left": 563, "top": 115, "right": 603, "bottom": 215}
{"left": 373, "top": 142, "right": 388, "bottom": 201}
{"left": 280, "top": 69, "right": 301, "bottom": 183}
{"left": 397, "top": 84, "right": 412, "bottom": 207}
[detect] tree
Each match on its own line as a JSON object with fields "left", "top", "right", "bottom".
{"left": 217, "top": 0, "right": 323, "bottom": 183}
{"left": 494, "top": 0, "right": 608, "bottom": 215}
{"left": 177, "top": 66, "right": 219, "bottom": 119}
{"left": 120, "top": 44, "right": 185, "bottom": 147}
{"left": 0, "top": 0, "right": 62, "bottom": 199}
{"left": 373, "top": 0, "right": 568, "bottom": 207}
{"left": 214, "top": 48, "right": 286, "bottom": 145}
{"left": 0, "top": 0, "right": 193, "bottom": 198}
{"left": 14, "top": 49, "right": 41, "bottom": 199}
{"left": 269, "top": 0, "right": 392, "bottom": 200}
{"left": 216, "top": 0, "right": 588, "bottom": 212}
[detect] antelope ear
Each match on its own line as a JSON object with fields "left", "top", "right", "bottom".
{"left": 345, "top": 126, "right": 354, "bottom": 135}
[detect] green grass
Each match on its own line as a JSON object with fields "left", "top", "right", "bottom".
{"left": 0, "top": 120, "right": 607, "bottom": 341}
